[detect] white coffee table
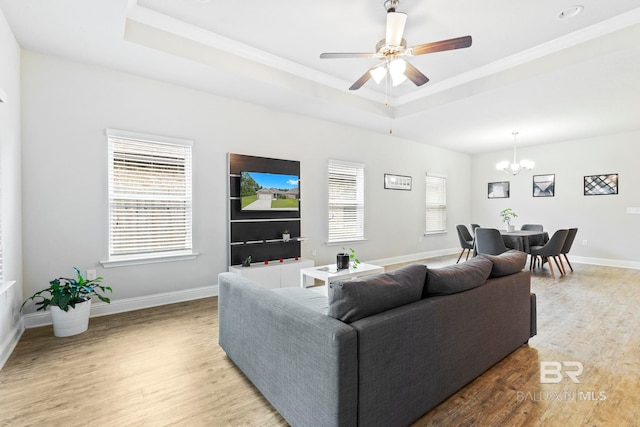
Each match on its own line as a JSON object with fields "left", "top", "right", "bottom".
{"left": 300, "top": 262, "right": 384, "bottom": 288}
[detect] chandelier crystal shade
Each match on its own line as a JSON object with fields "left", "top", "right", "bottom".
{"left": 496, "top": 132, "right": 534, "bottom": 175}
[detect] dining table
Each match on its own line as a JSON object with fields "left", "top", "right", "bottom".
{"left": 500, "top": 230, "right": 549, "bottom": 253}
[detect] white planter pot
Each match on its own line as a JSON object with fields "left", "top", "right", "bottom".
{"left": 507, "top": 225, "right": 515, "bottom": 232}
{"left": 50, "top": 298, "right": 91, "bottom": 337}
{"left": 282, "top": 233, "right": 291, "bottom": 242}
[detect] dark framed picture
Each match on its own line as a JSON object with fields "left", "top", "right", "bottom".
{"left": 584, "top": 173, "right": 618, "bottom": 195}
{"left": 384, "top": 173, "right": 412, "bottom": 191}
{"left": 488, "top": 181, "right": 510, "bottom": 198}
{"left": 533, "top": 174, "right": 555, "bottom": 197}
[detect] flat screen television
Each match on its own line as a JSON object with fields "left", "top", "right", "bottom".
{"left": 240, "top": 171, "right": 300, "bottom": 211}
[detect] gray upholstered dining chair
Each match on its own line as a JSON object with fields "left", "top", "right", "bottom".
{"left": 559, "top": 228, "right": 578, "bottom": 273}
{"left": 474, "top": 228, "right": 508, "bottom": 256}
{"left": 455, "top": 224, "right": 475, "bottom": 263}
{"left": 521, "top": 224, "right": 543, "bottom": 231}
{"left": 470, "top": 224, "right": 481, "bottom": 234}
{"left": 529, "top": 229, "right": 569, "bottom": 278}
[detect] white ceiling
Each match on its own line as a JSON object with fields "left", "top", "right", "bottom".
{"left": 2, "top": 0, "right": 640, "bottom": 154}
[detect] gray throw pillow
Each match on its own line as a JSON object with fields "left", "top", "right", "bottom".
{"left": 479, "top": 249, "right": 527, "bottom": 278}
{"left": 327, "top": 264, "right": 427, "bottom": 323}
{"left": 424, "top": 256, "right": 492, "bottom": 297}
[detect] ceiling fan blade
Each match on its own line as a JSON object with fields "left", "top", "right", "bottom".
{"left": 410, "top": 35, "right": 472, "bottom": 56}
{"left": 320, "top": 52, "right": 377, "bottom": 59}
{"left": 349, "top": 69, "right": 373, "bottom": 90}
{"left": 385, "top": 12, "right": 407, "bottom": 46}
{"left": 404, "top": 61, "right": 429, "bottom": 86}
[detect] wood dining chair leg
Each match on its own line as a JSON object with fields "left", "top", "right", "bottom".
{"left": 557, "top": 256, "right": 567, "bottom": 275}
{"left": 563, "top": 254, "right": 574, "bottom": 272}
{"left": 465, "top": 249, "right": 471, "bottom": 261}
{"left": 553, "top": 256, "right": 565, "bottom": 276}
{"left": 457, "top": 249, "right": 465, "bottom": 264}
{"left": 547, "top": 257, "right": 556, "bottom": 279}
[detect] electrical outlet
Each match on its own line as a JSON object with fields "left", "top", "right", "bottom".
{"left": 582, "top": 240, "right": 588, "bottom": 246}
{"left": 87, "top": 269, "right": 97, "bottom": 280}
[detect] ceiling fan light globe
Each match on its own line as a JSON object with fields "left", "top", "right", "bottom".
{"left": 370, "top": 66, "right": 387, "bottom": 84}
{"left": 389, "top": 58, "right": 407, "bottom": 85}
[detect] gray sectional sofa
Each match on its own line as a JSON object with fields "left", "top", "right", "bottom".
{"left": 218, "top": 250, "right": 536, "bottom": 427}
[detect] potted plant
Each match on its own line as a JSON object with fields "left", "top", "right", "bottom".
{"left": 343, "top": 247, "right": 361, "bottom": 270}
{"left": 21, "top": 267, "right": 112, "bottom": 337}
{"left": 282, "top": 229, "right": 291, "bottom": 242}
{"left": 500, "top": 208, "right": 518, "bottom": 232}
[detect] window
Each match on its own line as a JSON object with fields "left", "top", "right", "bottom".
{"left": 425, "top": 173, "right": 447, "bottom": 234}
{"left": 328, "top": 160, "right": 365, "bottom": 243}
{"left": 105, "top": 129, "right": 195, "bottom": 266}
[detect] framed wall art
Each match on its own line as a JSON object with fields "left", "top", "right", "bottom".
{"left": 584, "top": 173, "right": 618, "bottom": 195}
{"left": 384, "top": 173, "right": 412, "bottom": 191}
{"left": 533, "top": 174, "right": 555, "bottom": 197}
{"left": 488, "top": 181, "right": 510, "bottom": 199}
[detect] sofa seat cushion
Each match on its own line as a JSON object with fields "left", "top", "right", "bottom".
{"left": 327, "top": 264, "right": 427, "bottom": 323}
{"left": 479, "top": 249, "right": 527, "bottom": 278}
{"left": 272, "top": 287, "right": 328, "bottom": 314}
{"left": 424, "top": 257, "right": 492, "bottom": 297}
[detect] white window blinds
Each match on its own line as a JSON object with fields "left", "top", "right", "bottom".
{"left": 328, "top": 160, "right": 365, "bottom": 243}
{"left": 426, "top": 173, "right": 447, "bottom": 234}
{"left": 107, "top": 130, "right": 193, "bottom": 259}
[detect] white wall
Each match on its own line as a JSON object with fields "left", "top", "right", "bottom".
{"left": 471, "top": 133, "right": 640, "bottom": 267}
{"left": 0, "top": 7, "right": 23, "bottom": 368}
{"left": 20, "top": 50, "right": 470, "bottom": 313}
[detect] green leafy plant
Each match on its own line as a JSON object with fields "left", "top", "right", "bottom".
{"left": 499, "top": 208, "right": 518, "bottom": 226}
{"left": 21, "top": 267, "right": 112, "bottom": 312}
{"left": 342, "top": 247, "right": 361, "bottom": 269}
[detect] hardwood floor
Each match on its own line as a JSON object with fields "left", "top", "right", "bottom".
{"left": 1, "top": 258, "right": 638, "bottom": 426}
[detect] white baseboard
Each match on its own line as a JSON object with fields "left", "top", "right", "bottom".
{"left": 23, "top": 284, "right": 218, "bottom": 329}
{"left": 369, "top": 248, "right": 459, "bottom": 267}
{"left": 571, "top": 256, "right": 640, "bottom": 270}
{"left": 0, "top": 319, "right": 24, "bottom": 371}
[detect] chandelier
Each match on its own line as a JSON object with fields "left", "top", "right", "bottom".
{"left": 496, "top": 132, "right": 534, "bottom": 175}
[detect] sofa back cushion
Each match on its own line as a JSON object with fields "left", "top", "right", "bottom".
{"left": 478, "top": 249, "right": 527, "bottom": 278}
{"left": 424, "top": 256, "right": 492, "bottom": 297}
{"left": 327, "top": 264, "right": 427, "bottom": 323}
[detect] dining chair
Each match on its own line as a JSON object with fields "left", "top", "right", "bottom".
{"left": 529, "top": 229, "right": 569, "bottom": 278}
{"left": 475, "top": 228, "right": 508, "bottom": 256}
{"left": 521, "top": 224, "right": 543, "bottom": 231}
{"left": 560, "top": 228, "right": 578, "bottom": 273}
{"left": 455, "top": 224, "right": 475, "bottom": 263}
{"left": 470, "top": 224, "right": 481, "bottom": 234}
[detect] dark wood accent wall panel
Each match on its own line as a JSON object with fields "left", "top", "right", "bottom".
{"left": 228, "top": 153, "right": 302, "bottom": 265}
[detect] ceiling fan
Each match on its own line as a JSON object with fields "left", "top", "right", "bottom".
{"left": 320, "top": 0, "right": 472, "bottom": 91}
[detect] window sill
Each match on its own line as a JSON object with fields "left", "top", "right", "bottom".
{"left": 0, "top": 280, "right": 17, "bottom": 296}
{"left": 326, "top": 239, "right": 368, "bottom": 246}
{"left": 101, "top": 252, "right": 199, "bottom": 268}
{"left": 424, "top": 231, "right": 448, "bottom": 236}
